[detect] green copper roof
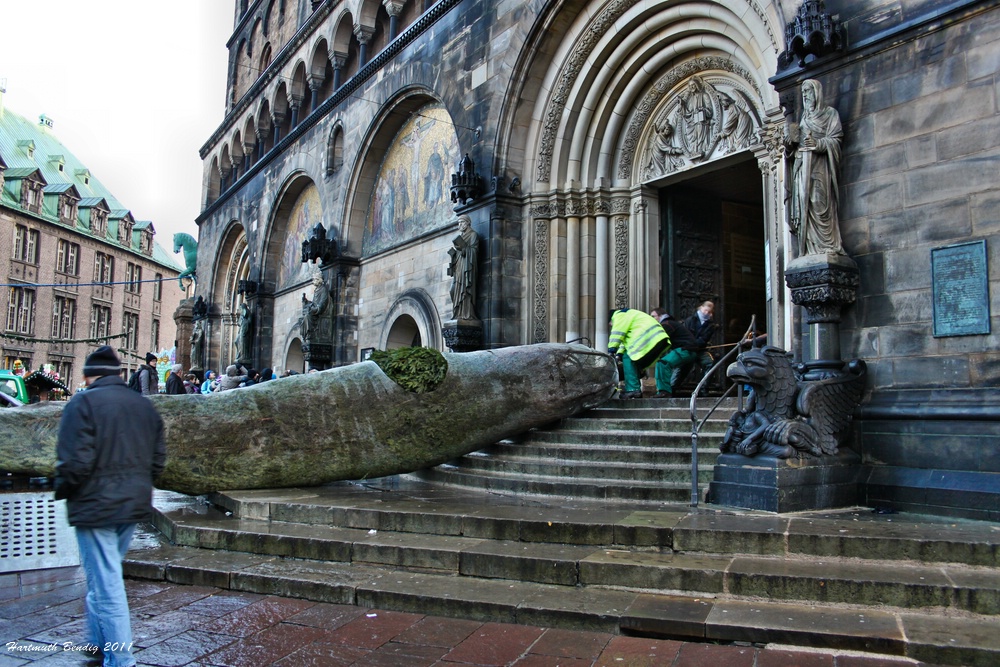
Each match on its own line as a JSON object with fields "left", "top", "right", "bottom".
{"left": 0, "top": 102, "right": 182, "bottom": 271}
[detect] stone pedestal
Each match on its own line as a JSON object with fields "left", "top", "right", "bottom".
{"left": 708, "top": 449, "right": 862, "bottom": 512}
{"left": 302, "top": 343, "right": 332, "bottom": 370}
{"left": 785, "top": 253, "right": 859, "bottom": 363}
{"left": 443, "top": 319, "right": 483, "bottom": 352}
{"left": 173, "top": 298, "right": 195, "bottom": 371}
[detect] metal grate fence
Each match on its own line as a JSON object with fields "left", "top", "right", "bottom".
{"left": 0, "top": 492, "right": 79, "bottom": 573}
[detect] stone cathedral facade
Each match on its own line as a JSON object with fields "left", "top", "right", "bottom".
{"left": 191, "top": 0, "right": 1000, "bottom": 519}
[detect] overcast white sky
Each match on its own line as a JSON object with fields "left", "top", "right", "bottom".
{"left": 1, "top": 1, "right": 234, "bottom": 249}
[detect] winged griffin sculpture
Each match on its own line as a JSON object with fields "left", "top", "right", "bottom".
{"left": 721, "top": 344, "right": 866, "bottom": 459}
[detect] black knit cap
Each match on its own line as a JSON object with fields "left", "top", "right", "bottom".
{"left": 83, "top": 346, "right": 121, "bottom": 377}
{"left": 145, "top": 352, "right": 157, "bottom": 364}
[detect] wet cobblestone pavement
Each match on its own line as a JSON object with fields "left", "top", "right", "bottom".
{"left": 1, "top": 566, "right": 931, "bottom": 666}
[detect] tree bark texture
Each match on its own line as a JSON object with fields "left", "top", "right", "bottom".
{"left": 0, "top": 344, "right": 617, "bottom": 495}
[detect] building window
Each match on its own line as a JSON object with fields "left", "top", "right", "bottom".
{"left": 12, "top": 225, "right": 40, "bottom": 264}
{"left": 90, "top": 304, "right": 112, "bottom": 340}
{"left": 3, "top": 354, "right": 32, "bottom": 371}
{"left": 61, "top": 196, "right": 77, "bottom": 221}
{"left": 151, "top": 319, "right": 160, "bottom": 352}
{"left": 23, "top": 182, "right": 42, "bottom": 212}
{"left": 153, "top": 273, "right": 163, "bottom": 301}
{"left": 56, "top": 240, "right": 80, "bottom": 276}
{"left": 6, "top": 287, "right": 36, "bottom": 334}
{"left": 93, "top": 252, "right": 114, "bottom": 284}
{"left": 92, "top": 211, "right": 107, "bottom": 236}
{"left": 123, "top": 311, "right": 140, "bottom": 351}
{"left": 119, "top": 220, "right": 133, "bottom": 245}
{"left": 51, "top": 296, "right": 77, "bottom": 340}
{"left": 49, "top": 359, "right": 73, "bottom": 384}
{"left": 125, "top": 262, "right": 142, "bottom": 294}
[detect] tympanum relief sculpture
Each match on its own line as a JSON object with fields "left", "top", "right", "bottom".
{"left": 641, "top": 76, "right": 759, "bottom": 181}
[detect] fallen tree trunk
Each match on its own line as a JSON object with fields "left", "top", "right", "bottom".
{"left": 0, "top": 344, "right": 616, "bottom": 495}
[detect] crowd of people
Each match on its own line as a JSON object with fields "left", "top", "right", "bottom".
{"left": 608, "top": 300, "right": 719, "bottom": 399}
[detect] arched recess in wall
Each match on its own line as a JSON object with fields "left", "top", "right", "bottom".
{"left": 260, "top": 172, "right": 325, "bottom": 294}
{"left": 212, "top": 221, "right": 250, "bottom": 370}
{"left": 380, "top": 289, "right": 442, "bottom": 352}
{"left": 341, "top": 88, "right": 461, "bottom": 259}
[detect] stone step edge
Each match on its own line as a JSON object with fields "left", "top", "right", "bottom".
{"left": 452, "top": 456, "right": 716, "bottom": 472}
{"left": 154, "top": 510, "right": 1000, "bottom": 615}
{"left": 423, "top": 466, "right": 707, "bottom": 488}
{"left": 121, "top": 541, "right": 997, "bottom": 667}
{"left": 206, "top": 493, "right": 999, "bottom": 568}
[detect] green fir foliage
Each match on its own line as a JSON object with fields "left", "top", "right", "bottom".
{"left": 369, "top": 347, "right": 448, "bottom": 393}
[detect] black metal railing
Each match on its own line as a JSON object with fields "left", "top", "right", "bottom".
{"left": 687, "top": 316, "right": 760, "bottom": 507}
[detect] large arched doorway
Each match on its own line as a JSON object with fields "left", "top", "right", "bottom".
{"left": 656, "top": 155, "right": 766, "bottom": 344}
{"left": 385, "top": 315, "right": 422, "bottom": 349}
{"left": 284, "top": 338, "right": 305, "bottom": 374}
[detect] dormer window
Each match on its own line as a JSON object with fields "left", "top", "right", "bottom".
{"left": 22, "top": 180, "right": 43, "bottom": 213}
{"left": 118, "top": 220, "right": 134, "bottom": 245}
{"left": 17, "top": 140, "right": 35, "bottom": 159}
{"left": 92, "top": 210, "right": 107, "bottom": 237}
{"left": 140, "top": 230, "right": 154, "bottom": 255}
{"left": 61, "top": 196, "right": 77, "bottom": 221}
{"left": 75, "top": 169, "right": 91, "bottom": 186}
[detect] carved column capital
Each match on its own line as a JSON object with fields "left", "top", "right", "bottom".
{"left": 329, "top": 51, "right": 347, "bottom": 68}
{"left": 785, "top": 254, "right": 859, "bottom": 324}
{"left": 383, "top": 0, "right": 405, "bottom": 17}
{"left": 353, "top": 25, "right": 375, "bottom": 45}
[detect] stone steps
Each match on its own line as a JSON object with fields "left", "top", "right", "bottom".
{"left": 126, "top": 487, "right": 1000, "bottom": 665}
{"left": 411, "top": 396, "right": 729, "bottom": 501}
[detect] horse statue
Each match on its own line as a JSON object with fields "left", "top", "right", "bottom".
{"left": 173, "top": 233, "right": 198, "bottom": 289}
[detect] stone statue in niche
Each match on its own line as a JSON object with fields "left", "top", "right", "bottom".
{"left": 235, "top": 302, "right": 254, "bottom": 364}
{"left": 720, "top": 344, "right": 865, "bottom": 459}
{"left": 785, "top": 79, "right": 845, "bottom": 256}
{"left": 301, "top": 272, "right": 332, "bottom": 346}
{"left": 447, "top": 215, "right": 479, "bottom": 321}
{"left": 189, "top": 319, "right": 205, "bottom": 372}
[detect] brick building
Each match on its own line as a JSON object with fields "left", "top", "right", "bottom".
{"left": 0, "top": 92, "right": 184, "bottom": 389}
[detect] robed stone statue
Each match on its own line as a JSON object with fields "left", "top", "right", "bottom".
{"left": 447, "top": 216, "right": 479, "bottom": 321}
{"left": 301, "top": 272, "right": 332, "bottom": 346}
{"left": 786, "top": 79, "right": 845, "bottom": 256}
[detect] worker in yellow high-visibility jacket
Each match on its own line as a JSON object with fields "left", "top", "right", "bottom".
{"left": 608, "top": 308, "right": 672, "bottom": 399}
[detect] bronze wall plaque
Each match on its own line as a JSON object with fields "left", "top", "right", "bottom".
{"left": 931, "top": 240, "right": 990, "bottom": 337}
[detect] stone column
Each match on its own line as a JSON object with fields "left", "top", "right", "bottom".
{"left": 565, "top": 204, "right": 581, "bottom": 343}
{"left": 384, "top": 0, "right": 404, "bottom": 40}
{"left": 354, "top": 26, "right": 374, "bottom": 67}
{"left": 307, "top": 76, "right": 321, "bottom": 111}
{"left": 272, "top": 111, "right": 285, "bottom": 144}
{"left": 595, "top": 203, "right": 610, "bottom": 351}
{"left": 289, "top": 94, "right": 304, "bottom": 127}
{"left": 330, "top": 51, "right": 346, "bottom": 89}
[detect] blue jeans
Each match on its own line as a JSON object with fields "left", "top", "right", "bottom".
{"left": 75, "top": 524, "right": 137, "bottom": 667}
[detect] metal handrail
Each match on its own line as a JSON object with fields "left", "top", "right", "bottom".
{"left": 688, "top": 316, "right": 758, "bottom": 507}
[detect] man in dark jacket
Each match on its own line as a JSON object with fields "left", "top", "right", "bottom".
{"left": 139, "top": 352, "right": 159, "bottom": 396}
{"left": 55, "top": 346, "right": 166, "bottom": 666}
{"left": 685, "top": 300, "right": 718, "bottom": 371}
{"left": 164, "top": 364, "right": 186, "bottom": 395}
{"left": 650, "top": 307, "right": 700, "bottom": 397}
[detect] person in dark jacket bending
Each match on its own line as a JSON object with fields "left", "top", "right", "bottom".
{"left": 650, "top": 307, "right": 700, "bottom": 396}
{"left": 54, "top": 346, "right": 166, "bottom": 667}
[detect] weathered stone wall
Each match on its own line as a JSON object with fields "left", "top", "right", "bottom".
{"left": 789, "top": 3, "right": 1000, "bottom": 392}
